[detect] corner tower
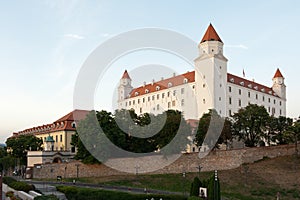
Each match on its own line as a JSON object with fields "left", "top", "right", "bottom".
{"left": 118, "top": 70, "right": 133, "bottom": 102}
{"left": 272, "top": 68, "right": 286, "bottom": 99}
{"left": 194, "top": 24, "right": 228, "bottom": 118}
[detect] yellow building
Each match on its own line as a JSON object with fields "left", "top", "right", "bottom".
{"left": 14, "top": 109, "right": 89, "bottom": 152}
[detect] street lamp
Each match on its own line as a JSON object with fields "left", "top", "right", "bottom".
{"left": 196, "top": 165, "right": 202, "bottom": 178}
{"left": 182, "top": 170, "right": 186, "bottom": 196}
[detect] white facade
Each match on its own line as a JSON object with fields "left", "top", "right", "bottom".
{"left": 118, "top": 24, "right": 286, "bottom": 120}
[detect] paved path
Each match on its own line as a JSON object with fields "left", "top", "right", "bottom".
{"left": 23, "top": 180, "right": 182, "bottom": 196}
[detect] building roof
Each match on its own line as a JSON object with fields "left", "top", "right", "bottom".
{"left": 121, "top": 70, "right": 131, "bottom": 80}
{"left": 201, "top": 23, "right": 223, "bottom": 43}
{"left": 126, "top": 70, "right": 280, "bottom": 99}
{"left": 129, "top": 71, "right": 195, "bottom": 97}
{"left": 14, "top": 109, "right": 90, "bottom": 137}
{"left": 273, "top": 68, "right": 284, "bottom": 78}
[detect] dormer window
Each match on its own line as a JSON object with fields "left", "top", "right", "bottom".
{"left": 261, "top": 88, "right": 265, "bottom": 92}
{"left": 135, "top": 92, "right": 139, "bottom": 96}
{"left": 230, "top": 78, "right": 234, "bottom": 83}
{"left": 168, "top": 82, "right": 173, "bottom": 88}
{"left": 183, "top": 78, "right": 188, "bottom": 84}
{"left": 71, "top": 122, "right": 76, "bottom": 128}
{"left": 248, "top": 84, "right": 252, "bottom": 88}
{"left": 145, "top": 89, "right": 149, "bottom": 94}
{"left": 268, "top": 91, "right": 272, "bottom": 94}
{"left": 240, "top": 81, "right": 244, "bottom": 86}
{"left": 254, "top": 86, "right": 258, "bottom": 90}
{"left": 156, "top": 86, "right": 160, "bottom": 91}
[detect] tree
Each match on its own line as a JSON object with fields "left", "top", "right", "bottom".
{"left": 283, "top": 118, "right": 300, "bottom": 156}
{"left": 207, "top": 172, "right": 220, "bottom": 200}
{"left": 6, "top": 134, "right": 42, "bottom": 166}
{"left": 195, "top": 109, "right": 232, "bottom": 149}
{"left": 190, "top": 177, "right": 202, "bottom": 197}
{"left": 273, "top": 116, "right": 293, "bottom": 145}
{"left": 232, "top": 104, "right": 269, "bottom": 147}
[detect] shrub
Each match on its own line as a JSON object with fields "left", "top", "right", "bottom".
{"left": 6, "top": 179, "right": 35, "bottom": 193}
{"left": 6, "top": 191, "right": 14, "bottom": 197}
{"left": 188, "top": 197, "right": 200, "bottom": 200}
{"left": 3, "top": 176, "right": 17, "bottom": 185}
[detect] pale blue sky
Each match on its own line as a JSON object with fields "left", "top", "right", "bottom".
{"left": 1, "top": 1, "right": 300, "bottom": 142}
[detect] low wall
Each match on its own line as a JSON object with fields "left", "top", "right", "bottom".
{"left": 33, "top": 144, "right": 296, "bottom": 179}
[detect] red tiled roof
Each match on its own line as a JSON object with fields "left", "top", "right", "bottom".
{"left": 121, "top": 70, "right": 131, "bottom": 80}
{"left": 127, "top": 70, "right": 279, "bottom": 98}
{"left": 129, "top": 71, "right": 195, "bottom": 97}
{"left": 273, "top": 68, "right": 284, "bottom": 78}
{"left": 14, "top": 110, "right": 90, "bottom": 137}
{"left": 55, "top": 109, "right": 89, "bottom": 122}
{"left": 201, "top": 23, "right": 223, "bottom": 43}
{"left": 227, "top": 73, "right": 278, "bottom": 97}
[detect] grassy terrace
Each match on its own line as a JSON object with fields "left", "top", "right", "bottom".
{"left": 38, "top": 155, "right": 300, "bottom": 199}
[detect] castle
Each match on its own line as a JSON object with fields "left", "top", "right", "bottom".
{"left": 118, "top": 24, "right": 286, "bottom": 120}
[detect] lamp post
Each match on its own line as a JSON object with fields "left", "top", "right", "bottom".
{"left": 182, "top": 171, "right": 186, "bottom": 196}
{"left": 214, "top": 170, "right": 219, "bottom": 200}
{"left": 75, "top": 164, "right": 80, "bottom": 179}
{"left": 135, "top": 164, "right": 140, "bottom": 176}
{"left": 196, "top": 165, "right": 202, "bottom": 178}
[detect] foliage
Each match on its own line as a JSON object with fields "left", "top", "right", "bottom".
{"left": 283, "top": 118, "right": 300, "bottom": 155}
{"left": 187, "top": 197, "right": 200, "bottom": 200}
{"left": 0, "top": 147, "right": 16, "bottom": 173}
{"left": 232, "top": 104, "right": 269, "bottom": 147}
{"left": 3, "top": 176, "right": 35, "bottom": 193}
{"left": 72, "top": 109, "right": 191, "bottom": 163}
{"left": 6, "top": 134, "right": 43, "bottom": 165}
{"left": 195, "top": 109, "right": 232, "bottom": 149}
{"left": 271, "top": 116, "right": 293, "bottom": 145}
{"left": 207, "top": 173, "right": 220, "bottom": 200}
{"left": 57, "top": 185, "right": 187, "bottom": 200}
{"left": 34, "top": 195, "right": 59, "bottom": 200}
{"left": 190, "top": 177, "right": 202, "bottom": 197}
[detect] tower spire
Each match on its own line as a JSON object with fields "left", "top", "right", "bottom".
{"left": 273, "top": 68, "right": 284, "bottom": 78}
{"left": 122, "top": 70, "right": 131, "bottom": 80}
{"left": 200, "top": 23, "right": 223, "bottom": 43}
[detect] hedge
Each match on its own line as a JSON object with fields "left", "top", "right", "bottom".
{"left": 34, "top": 195, "right": 59, "bottom": 200}
{"left": 3, "top": 176, "right": 35, "bottom": 193}
{"left": 57, "top": 186, "right": 187, "bottom": 200}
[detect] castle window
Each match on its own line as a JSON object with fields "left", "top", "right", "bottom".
{"left": 280, "top": 109, "right": 282, "bottom": 115}
{"left": 248, "top": 92, "right": 250, "bottom": 98}
{"left": 135, "top": 92, "right": 139, "bottom": 96}
{"left": 181, "top": 88, "right": 184, "bottom": 94}
{"left": 263, "top": 96, "right": 265, "bottom": 102}
{"left": 181, "top": 99, "right": 184, "bottom": 106}
{"left": 143, "top": 98, "right": 145, "bottom": 103}
{"left": 167, "top": 92, "right": 170, "bottom": 97}
{"left": 168, "top": 102, "right": 171, "bottom": 108}
{"left": 60, "top": 135, "right": 62, "bottom": 142}
{"left": 148, "top": 97, "right": 150, "bottom": 102}
{"left": 268, "top": 98, "right": 270, "bottom": 103}
{"left": 203, "top": 75, "right": 206, "bottom": 79}
{"left": 192, "top": 85, "right": 195, "bottom": 89}
{"left": 162, "top": 93, "right": 165, "bottom": 98}
{"left": 157, "top": 94, "right": 159, "bottom": 99}
{"left": 280, "top": 101, "right": 282, "bottom": 106}
{"left": 140, "top": 108, "right": 142, "bottom": 113}
{"left": 238, "top": 99, "right": 242, "bottom": 107}
{"left": 173, "top": 90, "right": 176, "bottom": 96}
{"left": 168, "top": 82, "right": 173, "bottom": 88}
{"left": 229, "top": 110, "right": 232, "bottom": 116}
{"left": 219, "top": 97, "right": 221, "bottom": 101}
{"left": 203, "top": 84, "right": 206, "bottom": 88}
{"left": 138, "top": 99, "right": 140, "bottom": 104}
{"left": 56, "top": 135, "right": 58, "bottom": 142}
{"left": 274, "top": 99, "right": 276, "bottom": 104}
{"left": 229, "top": 97, "right": 232, "bottom": 105}
{"left": 156, "top": 86, "right": 160, "bottom": 91}
{"left": 239, "top": 89, "right": 241, "bottom": 95}
{"left": 152, "top": 95, "right": 155, "bottom": 100}
{"left": 220, "top": 84, "right": 222, "bottom": 88}
{"left": 255, "top": 94, "right": 258, "bottom": 99}
{"left": 219, "top": 66, "right": 222, "bottom": 69}
{"left": 133, "top": 100, "right": 135, "bottom": 105}
{"left": 172, "top": 101, "right": 176, "bottom": 107}
{"left": 125, "top": 102, "right": 127, "bottom": 106}
{"left": 203, "top": 99, "right": 206, "bottom": 104}
{"left": 129, "top": 101, "right": 131, "bottom": 106}
{"left": 157, "top": 104, "right": 160, "bottom": 110}
{"left": 183, "top": 78, "right": 188, "bottom": 83}
{"left": 229, "top": 86, "right": 232, "bottom": 92}
{"left": 268, "top": 107, "right": 270, "bottom": 112}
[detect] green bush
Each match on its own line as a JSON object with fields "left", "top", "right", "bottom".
{"left": 188, "top": 197, "right": 200, "bottom": 200}
{"left": 34, "top": 195, "right": 59, "bottom": 200}
{"left": 3, "top": 176, "right": 17, "bottom": 185}
{"left": 57, "top": 186, "right": 187, "bottom": 200}
{"left": 10, "top": 181, "right": 35, "bottom": 193}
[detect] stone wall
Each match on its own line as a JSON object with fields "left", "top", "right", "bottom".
{"left": 33, "top": 144, "right": 296, "bottom": 179}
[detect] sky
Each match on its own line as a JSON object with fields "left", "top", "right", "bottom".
{"left": 1, "top": 0, "right": 300, "bottom": 143}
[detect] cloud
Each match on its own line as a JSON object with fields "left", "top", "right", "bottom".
{"left": 101, "top": 33, "right": 111, "bottom": 37}
{"left": 226, "top": 44, "right": 248, "bottom": 50}
{"left": 64, "top": 34, "right": 85, "bottom": 40}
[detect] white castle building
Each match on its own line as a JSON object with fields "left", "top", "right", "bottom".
{"left": 118, "top": 24, "right": 286, "bottom": 121}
